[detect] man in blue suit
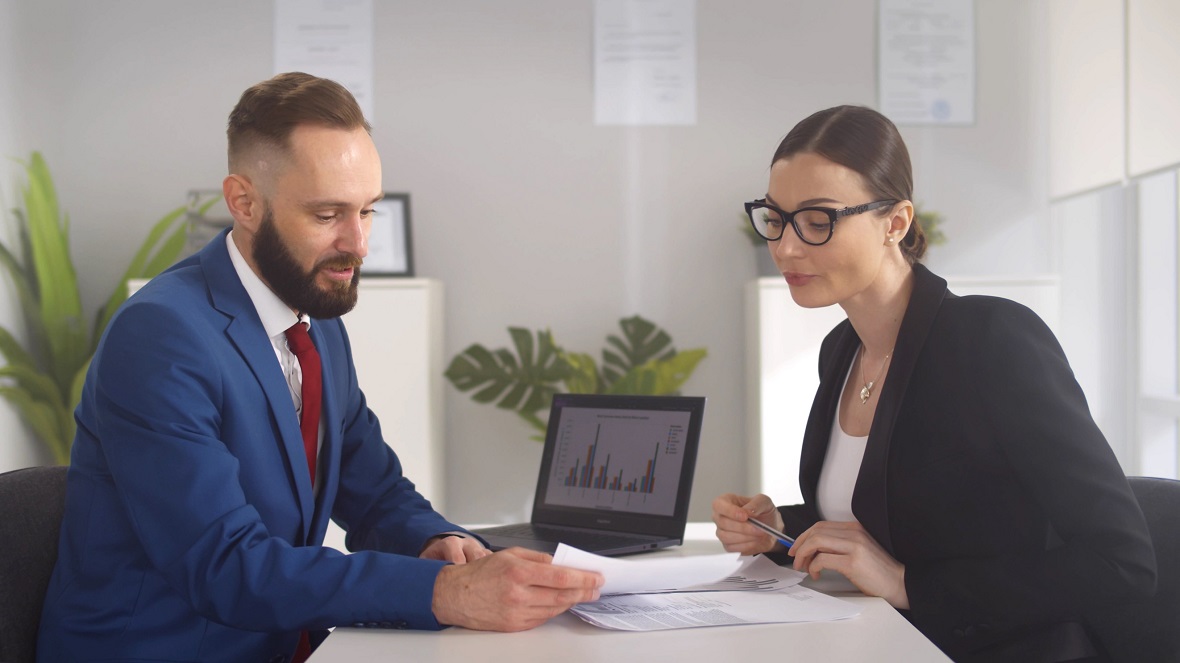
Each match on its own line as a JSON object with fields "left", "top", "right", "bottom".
{"left": 37, "top": 72, "right": 602, "bottom": 662}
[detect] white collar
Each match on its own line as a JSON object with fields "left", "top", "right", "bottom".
{"left": 226, "top": 231, "right": 310, "bottom": 337}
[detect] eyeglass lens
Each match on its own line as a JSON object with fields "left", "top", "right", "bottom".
{"left": 749, "top": 206, "right": 833, "bottom": 244}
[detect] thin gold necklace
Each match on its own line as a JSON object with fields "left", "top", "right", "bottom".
{"left": 858, "top": 344, "right": 893, "bottom": 404}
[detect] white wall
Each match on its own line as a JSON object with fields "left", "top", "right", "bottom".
{"left": 0, "top": 0, "right": 46, "bottom": 472}
{"left": 1, "top": 0, "right": 1051, "bottom": 521}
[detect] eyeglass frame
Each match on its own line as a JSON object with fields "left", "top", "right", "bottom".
{"left": 743, "top": 199, "right": 899, "bottom": 246}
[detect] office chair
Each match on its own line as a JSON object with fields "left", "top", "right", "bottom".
{"left": 0, "top": 465, "right": 68, "bottom": 663}
{"left": 1088, "top": 476, "right": 1180, "bottom": 662}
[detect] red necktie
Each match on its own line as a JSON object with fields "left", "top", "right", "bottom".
{"left": 284, "top": 322, "right": 321, "bottom": 486}
{"left": 285, "top": 322, "right": 320, "bottom": 663}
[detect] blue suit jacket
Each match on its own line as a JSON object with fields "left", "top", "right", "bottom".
{"left": 39, "top": 231, "right": 463, "bottom": 662}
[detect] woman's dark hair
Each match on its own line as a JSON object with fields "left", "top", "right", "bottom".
{"left": 772, "top": 105, "right": 925, "bottom": 263}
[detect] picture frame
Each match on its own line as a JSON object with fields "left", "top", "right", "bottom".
{"left": 364, "top": 193, "right": 414, "bottom": 277}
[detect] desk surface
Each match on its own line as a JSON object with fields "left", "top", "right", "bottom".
{"left": 311, "top": 525, "right": 951, "bottom": 662}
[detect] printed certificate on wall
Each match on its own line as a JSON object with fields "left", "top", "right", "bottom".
{"left": 878, "top": 0, "right": 975, "bottom": 126}
{"left": 364, "top": 194, "right": 414, "bottom": 277}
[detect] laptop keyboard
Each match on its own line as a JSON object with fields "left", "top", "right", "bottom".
{"left": 477, "top": 523, "right": 653, "bottom": 550}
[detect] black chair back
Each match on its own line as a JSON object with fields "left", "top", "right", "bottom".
{"left": 0, "top": 466, "right": 68, "bottom": 663}
{"left": 1089, "top": 476, "right": 1180, "bottom": 662}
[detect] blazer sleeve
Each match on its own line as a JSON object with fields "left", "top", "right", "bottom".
{"left": 92, "top": 302, "right": 449, "bottom": 632}
{"left": 902, "top": 302, "right": 1156, "bottom": 635}
{"left": 323, "top": 318, "right": 471, "bottom": 555}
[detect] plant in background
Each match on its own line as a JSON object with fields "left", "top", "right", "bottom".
{"left": 913, "top": 204, "right": 947, "bottom": 247}
{"left": 445, "top": 315, "right": 706, "bottom": 440}
{"left": 0, "top": 152, "right": 216, "bottom": 464}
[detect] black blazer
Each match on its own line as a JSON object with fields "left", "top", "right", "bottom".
{"left": 776, "top": 264, "right": 1157, "bottom": 663}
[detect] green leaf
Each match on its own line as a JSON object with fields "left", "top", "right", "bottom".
{"left": 20, "top": 153, "right": 88, "bottom": 391}
{"left": 123, "top": 204, "right": 187, "bottom": 279}
{"left": 0, "top": 386, "right": 67, "bottom": 464}
{"left": 0, "top": 365, "right": 65, "bottom": 410}
{"left": 0, "top": 151, "right": 193, "bottom": 463}
{"left": 601, "top": 315, "right": 675, "bottom": 388}
{"left": 606, "top": 364, "right": 659, "bottom": 395}
{"left": 560, "top": 351, "right": 599, "bottom": 394}
{"left": 443, "top": 328, "right": 570, "bottom": 423}
{"left": 605, "top": 348, "right": 707, "bottom": 396}
{"left": 92, "top": 202, "right": 189, "bottom": 345}
{"left": 444, "top": 316, "right": 707, "bottom": 443}
{"left": 0, "top": 325, "right": 38, "bottom": 371}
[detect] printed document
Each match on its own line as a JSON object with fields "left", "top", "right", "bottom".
{"left": 553, "top": 545, "right": 863, "bottom": 631}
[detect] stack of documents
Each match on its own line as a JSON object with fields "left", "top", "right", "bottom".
{"left": 553, "top": 544, "right": 863, "bottom": 631}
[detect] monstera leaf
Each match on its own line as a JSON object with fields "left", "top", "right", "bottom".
{"left": 445, "top": 316, "right": 707, "bottom": 442}
{"left": 444, "top": 328, "right": 570, "bottom": 433}
{"left": 601, "top": 315, "right": 676, "bottom": 389}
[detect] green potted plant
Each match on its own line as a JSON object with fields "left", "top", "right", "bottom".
{"left": 0, "top": 152, "right": 217, "bottom": 464}
{"left": 445, "top": 315, "right": 706, "bottom": 440}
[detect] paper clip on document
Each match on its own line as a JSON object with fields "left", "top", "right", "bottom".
{"left": 747, "top": 517, "right": 795, "bottom": 549}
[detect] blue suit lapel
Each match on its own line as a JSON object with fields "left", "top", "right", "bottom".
{"left": 196, "top": 230, "right": 316, "bottom": 534}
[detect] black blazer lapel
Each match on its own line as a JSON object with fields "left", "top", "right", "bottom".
{"left": 799, "top": 320, "right": 859, "bottom": 512}
{"left": 853, "top": 263, "right": 949, "bottom": 554}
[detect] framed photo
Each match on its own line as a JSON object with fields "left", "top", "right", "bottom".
{"left": 364, "top": 193, "right": 414, "bottom": 276}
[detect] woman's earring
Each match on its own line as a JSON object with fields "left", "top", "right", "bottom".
{"left": 886, "top": 237, "right": 895, "bottom": 244}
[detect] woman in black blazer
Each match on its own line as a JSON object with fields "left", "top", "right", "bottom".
{"left": 713, "top": 106, "right": 1156, "bottom": 662}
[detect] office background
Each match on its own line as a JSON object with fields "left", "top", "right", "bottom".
{"left": 0, "top": 0, "right": 1174, "bottom": 523}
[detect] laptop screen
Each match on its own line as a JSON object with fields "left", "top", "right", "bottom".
{"left": 542, "top": 406, "right": 691, "bottom": 517}
{"left": 531, "top": 394, "right": 705, "bottom": 537}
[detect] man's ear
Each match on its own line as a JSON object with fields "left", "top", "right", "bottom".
{"left": 223, "top": 174, "right": 262, "bottom": 233}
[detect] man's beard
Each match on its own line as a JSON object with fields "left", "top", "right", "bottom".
{"left": 253, "top": 208, "right": 362, "bottom": 319}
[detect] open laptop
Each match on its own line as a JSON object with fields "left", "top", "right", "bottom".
{"left": 471, "top": 393, "right": 706, "bottom": 556}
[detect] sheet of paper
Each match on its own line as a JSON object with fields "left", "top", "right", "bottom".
{"left": 593, "top": 0, "right": 697, "bottom": 126}
{"left": 662, "top": 553, "right": 807, "bottom": 593}
{"left": 877, "top": 0, "right": 975, "bottom": 125}
{"left": 552, "top": 543, "right": 741, "bottom": 595}
{"left": 274, "top": 0, "right": 375, "bottom": 119}
{"left": 570, "top": 585, "right": 863, "bottom": 631}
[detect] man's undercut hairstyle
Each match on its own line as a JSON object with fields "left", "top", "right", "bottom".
{"left": 227, "top": 72, "right": 371, "bottom": 172}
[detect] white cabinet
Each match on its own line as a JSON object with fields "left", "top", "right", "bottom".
{"left": 329, "top": 278, "right": 446, "bottom": 552}
{"left": 746, "top": 275, "right": 1060, "bottom": 506}
{"left": 339, "top": 278, "right": 445, "bottom": 510}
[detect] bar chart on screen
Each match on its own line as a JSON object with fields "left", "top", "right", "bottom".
{"left": 544, "top": 407, "right": 689, "bottom": 516}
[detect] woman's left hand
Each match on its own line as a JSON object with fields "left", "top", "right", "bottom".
{"left": 789, "top": 521, "right": 909, "bottom": 609}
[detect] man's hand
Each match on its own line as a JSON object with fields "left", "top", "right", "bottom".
{"left": 420, "top": 535, "right": 491, "bottom": 564}
{"left": 712, "top": 493, "right": 786, "bottom": 555}
{"left": 431, "top": 547, "right": 603, "bottom": 632}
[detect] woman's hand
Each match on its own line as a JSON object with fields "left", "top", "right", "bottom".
{"left": 712, "top": 493, "right": 787, "bottom": 555}
{"left": 790, "top": 521, "right": 909, "bottom": 609}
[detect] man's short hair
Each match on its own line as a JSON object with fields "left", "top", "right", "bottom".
{"left": 227, "top": 72, "right": 371, "bottom": 172}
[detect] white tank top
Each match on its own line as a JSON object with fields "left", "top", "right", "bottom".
{"left": 815, "top": 359, "right": 868, "bottom": 523}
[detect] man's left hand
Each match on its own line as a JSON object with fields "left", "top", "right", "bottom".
{"left": 420, "top": 535, "right": 492, "bottom": 564}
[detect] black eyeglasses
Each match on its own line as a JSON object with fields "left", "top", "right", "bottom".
{"left": 744, "top": 199, "right": 898, "bottom": 245}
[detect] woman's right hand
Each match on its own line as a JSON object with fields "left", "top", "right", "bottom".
{"left": 712, "top": 493, "right": 786, "bottom": 555}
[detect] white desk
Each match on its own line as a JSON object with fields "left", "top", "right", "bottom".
{"left": 310, "top": 525, "right": 951, "bottom": 662}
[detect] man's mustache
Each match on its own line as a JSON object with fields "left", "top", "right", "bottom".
{"left": 316, "top": 256, "right": 364, "bottom": 271}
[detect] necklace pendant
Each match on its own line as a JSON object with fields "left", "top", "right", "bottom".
{"left": 859, "top": 381, "right": 873, "bottom": 404}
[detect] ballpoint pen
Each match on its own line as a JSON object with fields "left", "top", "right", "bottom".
{"left": 747, "top": 517, "right": 795, "bottom": 549}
